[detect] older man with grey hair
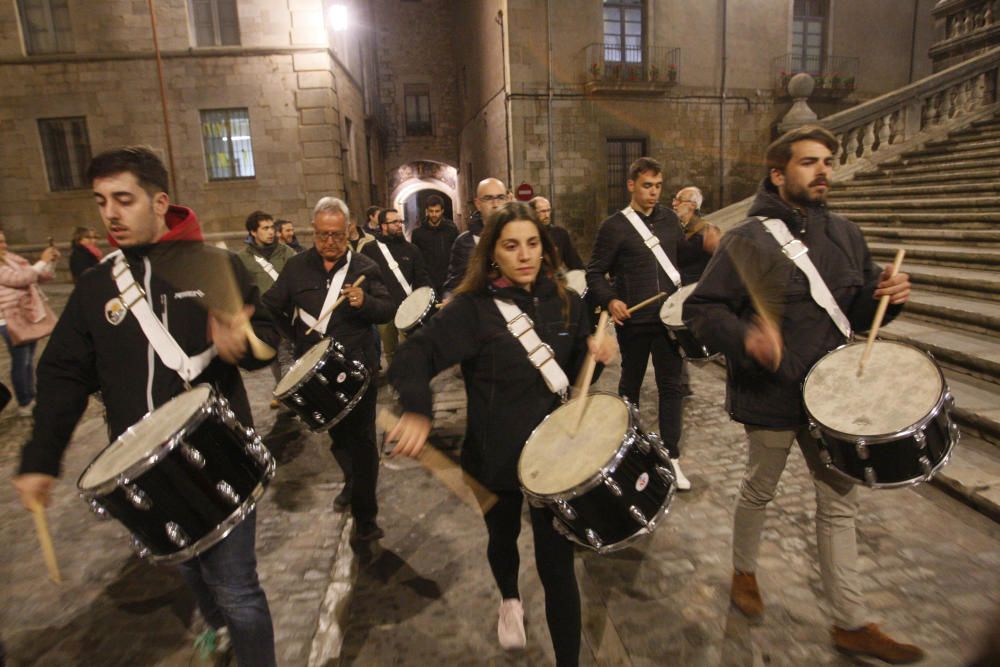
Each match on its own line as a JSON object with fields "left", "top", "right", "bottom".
{"left": 263, "top": 196, "right": 395, "bottom": 543}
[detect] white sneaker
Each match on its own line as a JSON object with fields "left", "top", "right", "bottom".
{"left": 672, "top": 458, "right": 691, "bottom": 491}
{"left": 497, "top": 598, "right": 526, "bottom": 650}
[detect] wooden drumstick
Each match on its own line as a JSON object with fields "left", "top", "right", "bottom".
{"left": 305, "top": 275, "right": 366, "bottom": 335}
{"left": 626, "top": 291, "right": 667, "bottom": 315}
{"left": 858, "top": 248, "right": 906, "bottom": 377}
{"left": 568, "top": 310, "right": 611, "bottom": 436}
{"left": 29, "top": 499, "right": 62, "bottom": 583}
{"left": 377, "top": 409, "right": 497, "bottom": 515}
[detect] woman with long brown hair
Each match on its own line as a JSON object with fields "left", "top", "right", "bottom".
{"left": 387, "top": 201, "right": 615, "bottom": 666}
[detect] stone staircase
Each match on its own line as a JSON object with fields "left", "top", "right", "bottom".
{"left": 826, "top": 112, "right": 1000, "bottom": 517}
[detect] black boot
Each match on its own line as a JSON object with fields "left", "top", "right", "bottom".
{"left": 331, "top": 446, "right": 353, "bottom": 512}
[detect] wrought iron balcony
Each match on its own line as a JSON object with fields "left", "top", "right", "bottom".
{"left": 771, "top": 53, "right": 860, "bottom": 99}
{"left": 584, "top": 43, "right": 680, "bottom": 95}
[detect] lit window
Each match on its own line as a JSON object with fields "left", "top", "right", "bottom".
{"left": 404, "top": 84, "right": 432, "bottom": 137}
{"left": 200, "top": 109, "right": 255, "bottom": 180}
{"left": 17, "top": 0, "right": 74, "bottom": 55}
{"left": 606, "top": 138, "right": 646, "bottom": 214}
{"left": 603, "top": 0, "right": 643, "bottom": 64}
{"left": 38, "top": 117, "right": 91, "bottom": 192}
{"left": 190, "top": 0, "right": 240, "bottom": 47}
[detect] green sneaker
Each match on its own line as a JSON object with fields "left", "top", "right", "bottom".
{"left": 193, "top": 627, "right": 231, "bottom": 662}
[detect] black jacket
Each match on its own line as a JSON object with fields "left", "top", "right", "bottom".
{"left": 684, "top": 179, "right": 901, "bottom": 428}
{"left": 389, "top": 275, "right": 596, "bottom": 491}
{"left": 411, "top": 219, "right": 459, "bottom": 293}
{"left": 442, "top": 212, "right": 485, "bottom": 295}
{"left": 69, "top": 244, "right": 101, "bottom": 282}
{"left": 546, "top": 223, "right": 585, "bottom": 271}
{"left": 678, "top": 218, "right": 714, "bottom": 284}
{"left": 263, "top": 248, "right": 395, "bottom": 369}
{"left": 585, "top": 204, "right": 683, "bottom": 325}
{"left": 19, "top": 239, "right": 276, "bottom": 477}
{"left": 360, "top": 235, "right": 431, "bottom": 305}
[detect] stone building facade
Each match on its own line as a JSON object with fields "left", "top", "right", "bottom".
{"left": 0, "top": 0, "right": 376, "bottom": 245}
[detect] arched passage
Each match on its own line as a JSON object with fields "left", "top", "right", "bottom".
{"left": 387, "top": 160, "right": 461, "bottom": 237}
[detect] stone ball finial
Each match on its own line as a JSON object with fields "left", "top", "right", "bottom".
{"left": 788, "top": 72, "right": 815, "bottom": 98}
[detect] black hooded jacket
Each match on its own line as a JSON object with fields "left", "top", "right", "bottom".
{"left": 360, "top": 234, "right": 431, "bottom": 306}
{"left": 442, "top": 211, "right": 485, "bottom": 295}
{"left": 684, "top": 178, "right": 901, "bottom": 428}
{"left": 388, "top": 274, "right": 597, "bottom": 491}
{"left": 410, "top": 218, "right": 459, "bottom": 293}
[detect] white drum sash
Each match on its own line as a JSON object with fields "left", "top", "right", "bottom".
{"left": 493, "top": 298, "right": 569, "bottom": 396}
{"left": 376, "top": 241, "right": 412, "bottom": 296}
{"left": 297, "top": 251, "right": 352, "bottom": 334}
{"left": 621, "top": 207, "right": 681, "bottom": 288}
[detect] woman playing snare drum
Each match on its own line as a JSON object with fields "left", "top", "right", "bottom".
{"left": 387, "top": 202, "right": 615, "bottom": 666}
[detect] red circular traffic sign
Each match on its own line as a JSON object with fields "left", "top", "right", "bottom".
{"left": 515, "top": 182, "right": 534, "bottom": 201}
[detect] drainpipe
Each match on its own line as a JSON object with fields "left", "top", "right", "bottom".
{"left": 908, "top": 0, "right": 920, "bottom": 83}
{"left": 718, "top": 0, "right": 728, "bottom": 208}
{"left": 546, "top": 0, "right": 555, "bottom": 199}
{"left": 497, "top": 8, "right": 514, "bottom": 188}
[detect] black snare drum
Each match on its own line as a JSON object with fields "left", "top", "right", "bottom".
{"left": 803, "top": 340, "right": 958, "bottom": 488}
{"left": 77, "top": 385, "right": 275, "bottom": 565}
{"left": 660, "top": 283, "right": 718, "bottom": 360}
{"left": 518, "top": 393, "right": 675, "bottom": 553}
{"left": 274, "top": 338, "right": 369, "bottom": 431}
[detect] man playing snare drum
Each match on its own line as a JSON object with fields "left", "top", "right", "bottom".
{"left": 13, "top": 146, "right": 280, "bottom": 666}
{"left": 685, "top": 125, "right": 921, "bottom": 664}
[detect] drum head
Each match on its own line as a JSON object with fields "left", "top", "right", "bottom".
{"left": 394, "top": 286, "right": 435, "bottom": 330}
{"left": 519, "top": 393, "right": 630, "bottom": 496}
{"left": 803, "top": 341, "right": 944, "bottom": 438}
{"left": 660, "top": 283, "right": 697, "bottom": 327}
{"left": 79, "top": 386, "right": 213, "bottom": 489}
{"left": 564, "top": 270, "right": 587, "bottom": 296}
{"left": 275, "top": 338, "right": 332, "bottom": 396}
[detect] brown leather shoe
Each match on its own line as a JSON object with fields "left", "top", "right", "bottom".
{"left": 832, "top": 623, "right": 925, "bottom": 664}
{"left": 730, "top": 571, "right": 764, "bottom": 619}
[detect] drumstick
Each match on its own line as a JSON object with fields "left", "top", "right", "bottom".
{"left": 626, "top": 291, "right": 667, "bottom": 315}
{"left": 29, "top": 500, "right": 62, "bottom": 583}
{"left": 305, "top": 275, "right": 366, "bottom": 335}
{"left": 568, "top": 310, "right": 611, "bottom": 436}
{"left": 376, "top": 409, "right": 497, "bottom": 515}
{"left": 858, "top": 249, "right": 905, "bottom": 377}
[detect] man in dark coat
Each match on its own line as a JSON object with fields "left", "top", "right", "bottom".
{"left": 529, "top": 196, "right": 584, "bottom": 271}
{"left": 442, "top": 178, "right": 508, "bottom": 297}
{"left": 410, "top": 194, "right": 458, "bottom": 294}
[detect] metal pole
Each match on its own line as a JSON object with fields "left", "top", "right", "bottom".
{"left": 497, "top": 8, "right": 513, "bottom": 188}
{"left": 147, "top": 0, "right": 179, "bottom": 199}
{"left": 718, "top": 0, "right": 728, "bottom": 208}
{"left": 545, "top": 0, "right": 555, "bottom": 200}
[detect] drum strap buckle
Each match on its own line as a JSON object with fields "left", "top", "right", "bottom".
{"left": 781, "top": 238, "right": 809, "bottom": 260}
{"left": 527, "top": 342, "right": 555, "bottom": 369}
{"left": 119, "top": 281, "right": 147, "bottom": 310}
{"left": 506, "top": 312, "right": 535, "bottom": 338}
{"left": 644, "top": 236, "right": 661, "bottom": 250}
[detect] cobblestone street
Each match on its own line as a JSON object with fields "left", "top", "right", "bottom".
{"left": 1, "top": 285, "right": 998, "bottom": 666}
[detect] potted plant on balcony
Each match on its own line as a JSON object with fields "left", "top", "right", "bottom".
{"left": 844, "top": 76, "right": 856, "bottom": 92}
{"left": 626, "top": 64, "right": 641, "bottom": 81}
{"left": 590, "top": 62, "right": 601, "bottom": 79}
{"left": 832, "top": 73, "right": 843, "bottom": 90}
{"left": 648, "top": 64, "right": 659, "bottom": 81}
{"left": 779, "top": 70, "right": 790, "bottom": 90}
{"left": 668, "top": 63, "right": 677, "bottom": 83}
{"left": 814, "top": 74, "right": 826, "bottom": 89}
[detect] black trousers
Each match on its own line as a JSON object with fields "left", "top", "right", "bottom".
{"left": 484, "top": 491, "right": 580, "bottom": 667}
{"left": 616, "top": 322, "right": 685, "bottom": 458}
{"left": 327, "top": 383, "right": 379, "bottom": 523}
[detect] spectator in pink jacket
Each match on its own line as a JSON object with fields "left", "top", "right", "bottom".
{"left": 0, "top": 229, "right": 59, "bottom": 416}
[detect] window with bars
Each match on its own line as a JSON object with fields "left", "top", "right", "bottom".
{"left": 603, "top": 0, "right": 643, "bottom": 64}
{"left": 38, "top": 117, "right": 91, "bottom": 192}
{"left": 791, "top": 0, "right": 827, "bottom": 74}
{"left": 189, "top": 0, "right": 240, "bottom": 47}
{"left": 200, "top": 109, "right": 255, "bottom": 180}
{"left": 404, "top": 84, "right": 432, "bottom": 136}
{"left": 17, "top": 0, "right": 74, "bottom": 55}
{"left": 607, "top": 138, "right": 646, "bottom": 214}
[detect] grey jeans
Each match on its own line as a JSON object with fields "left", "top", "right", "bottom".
{"left": 732, "top": 425, "right": 866, "bottom": 629}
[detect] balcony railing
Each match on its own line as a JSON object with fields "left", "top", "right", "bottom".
{"left": 584, "top": 43, "right": 679, "bottom": 94}
{"left": 772, "top": 53, "right": 860, "bottom": 98}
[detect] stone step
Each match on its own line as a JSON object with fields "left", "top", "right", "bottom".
{"left": 831, "top": 195, "right": 1000, "bottom": 210}
{"left": 918, "top": 136, "right": 1000, "bottom": 155}
{"left": 947, "top": 126, "right": 1000, "bottom": 141}
{"left": 900, "top": 289, "right": 1000, "bottom": 334}
{"left": 931, "top": 431, "right": 1000, "bottom": 522}
{"left": 834, "top": 210, "right": 999, "bottom": 225}
{"left": 831, "top": 181, "right": 1000, "bottom": 199}
{"left": 880, "top": 317, "right": 1000, "bottom": 383}
{"left": 898, "top": 262, "right": 1000, "bottom": 301}
{"left": 883, "top": 146, "right": 1000, "bottom": 167}
{"left": 872, "top": 156, "right": 1000, "bottom": 177}
{"left": 869, "top": 242, "right": 1000, "bottom": 269}
{"left": 941, "top": 369, "right": 1000, "bottom": 446}
{"left": 860, "top": 226, "right": 1000, "bottom": 247}
{"left": 851, "top": 166, "right": 999, "bottom": 185}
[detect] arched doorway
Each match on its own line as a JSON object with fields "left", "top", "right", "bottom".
{"left": 388, "top": 160, "right": 460, "bottom": 238}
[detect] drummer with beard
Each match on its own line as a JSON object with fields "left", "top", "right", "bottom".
{"left": 386, "top": 202, "right": 616, "bottom": 666}
{"left": 13, "top": 146, "right": 279, "bottom": 666}
{"left": 262, "top": 196, "right": 394, "bottom": 543}
{"left": 684, "top": 126, "right": 921, "bottom": 664}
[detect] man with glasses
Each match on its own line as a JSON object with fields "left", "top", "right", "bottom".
{"left": 263, "top": 196, "right": 395, "bottom": 540}
{"left": 361, "top": 208, "right": 430, "bottom": 367}
{"left": 672, "top": 186, "right": 720, "bottom": 285}
{"left": 442, "top": 178, "right": 508, "bottom": 297}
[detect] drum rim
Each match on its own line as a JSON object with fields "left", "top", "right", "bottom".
{"left": 817, "top": 424, "right": 959, "bottom": 490}
{"left": 519, "top": 392, "right": 642, "bottom": 499}
{"left": 803, "top": 340, "right": 950, "bottom": 443}
{"left": 145, "top": 477, "right": 272, "bottom": 565}
{"left": 303, "top": 362, "right": 371, "bottom": 432}
{"left": 274, "top": 337, "right": 337, "bottom": 399}
{"left": 77, "top": 385, "right": 220, "bottom": 497}
{"left": 395, "top": 286, "right": 437, "bottom": 332}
